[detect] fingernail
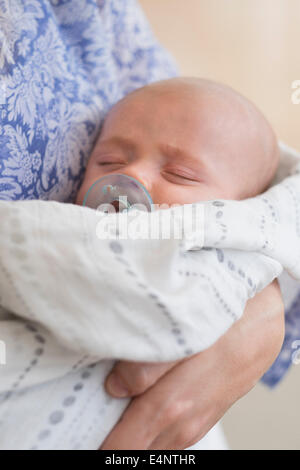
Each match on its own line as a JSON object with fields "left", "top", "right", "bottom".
{"left": 106, "top": 373, "right": 129, "bottom": 397}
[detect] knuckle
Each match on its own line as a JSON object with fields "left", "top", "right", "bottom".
{"left": 164, "top": 401, "right": 188, "bottom": 423}
{"left": 174, "top": 422, "right": 199, "bottom": 449}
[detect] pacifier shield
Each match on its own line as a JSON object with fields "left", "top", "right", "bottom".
{"left": 82, "top": 174, "right": 153, "bottom": 212}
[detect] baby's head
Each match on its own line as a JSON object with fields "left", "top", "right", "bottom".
{"left": 76, "top": 77, "right": 279, "bottom": 207}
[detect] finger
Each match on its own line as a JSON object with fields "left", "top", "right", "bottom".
{"left": 105, "top": 360, "right": 178, "bottom": 398}
{"left": 148, "top": 415, "right": 207, "bottom": 450}
{"left": 101, "top": 363, "right": 196, "bottom": 450}
{"left": 149, "top": 396, "right": 229, "bottom": 450}
{"left": 100, "top": 394, "right": 162, "bottom": 449}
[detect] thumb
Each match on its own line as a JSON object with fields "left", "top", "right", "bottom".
{"left": 105, "top": 360, "right": 179, "bottom": 398}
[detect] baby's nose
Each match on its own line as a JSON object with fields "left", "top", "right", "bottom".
{"left": 121, "top": 166, "right": 153, "bottom": 196}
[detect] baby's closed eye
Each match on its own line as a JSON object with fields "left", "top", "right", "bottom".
{"left": 161, "top": 167, "right": 202, "bottom": 184}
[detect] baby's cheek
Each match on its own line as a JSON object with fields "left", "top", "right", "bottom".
{"left": 152, "top": 186, "right": 191, "bottom": 207}
{"left": 75, "top": 181, "right": 87, "bottom": 205}
{"left": 164, "top": 185, "right": 231, "bottom": 205}
{"left": 75, "top": 169, "right": 99, "bottom": 205}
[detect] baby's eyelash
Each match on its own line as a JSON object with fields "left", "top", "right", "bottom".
{"left": 98, "top": 161, "right": 125, "bottom": 166}
{"left": 162, "top": 170, "right": 200, "bottom": 183}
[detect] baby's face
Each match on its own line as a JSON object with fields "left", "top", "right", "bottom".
{"left": 76, "top": 79, "right": 277, "bottom": 207}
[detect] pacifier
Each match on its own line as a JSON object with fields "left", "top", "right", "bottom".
{"left": 82, "top": 174, "right": 153, "bottom": 213}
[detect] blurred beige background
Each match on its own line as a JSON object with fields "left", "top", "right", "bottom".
{"left": 140, "top": 0, "right": 300, "bottom": 450}
{"left": 140, "top": 0, "right": 300, "bottom": 151}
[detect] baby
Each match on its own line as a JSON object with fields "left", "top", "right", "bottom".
{"left": 0, "top": 78, "right": 292, "bottom": 451}
{"left": 76, "top": 77, "right": 279, "bottom": 209}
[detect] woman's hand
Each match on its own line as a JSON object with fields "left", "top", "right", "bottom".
{"left": 100, "top": 280, "right": 284, "bottom": 450}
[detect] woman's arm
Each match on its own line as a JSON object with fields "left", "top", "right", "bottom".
{"left": 101, "top": 280, "right": 284, "bottom": 449}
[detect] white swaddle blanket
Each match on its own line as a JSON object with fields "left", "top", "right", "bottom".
{"left": 0, "top": 142, "right": 299, "bottom": 450}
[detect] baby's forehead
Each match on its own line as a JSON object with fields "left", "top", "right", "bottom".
{"left": 104, "top": 78, "right": 269, "bottom": 160}
{"left": 103, "top": 83, "right": 250, "bottom": 164}
{"left": 117, "top": 81, "right": 245, "bottom": 127}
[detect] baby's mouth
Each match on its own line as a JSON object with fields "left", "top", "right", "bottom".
{"left": 82, "top": 173, "right": 153, "bottom": 213}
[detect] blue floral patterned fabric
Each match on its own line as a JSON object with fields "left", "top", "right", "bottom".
{"left": 261, "top": 287, "right": 300, "bottom": 387}
{"left": 0, "top": 0, "right": 178, "bottom": 202}
{"left": 0, "top": 0, "right": 298, "bottom": 387}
